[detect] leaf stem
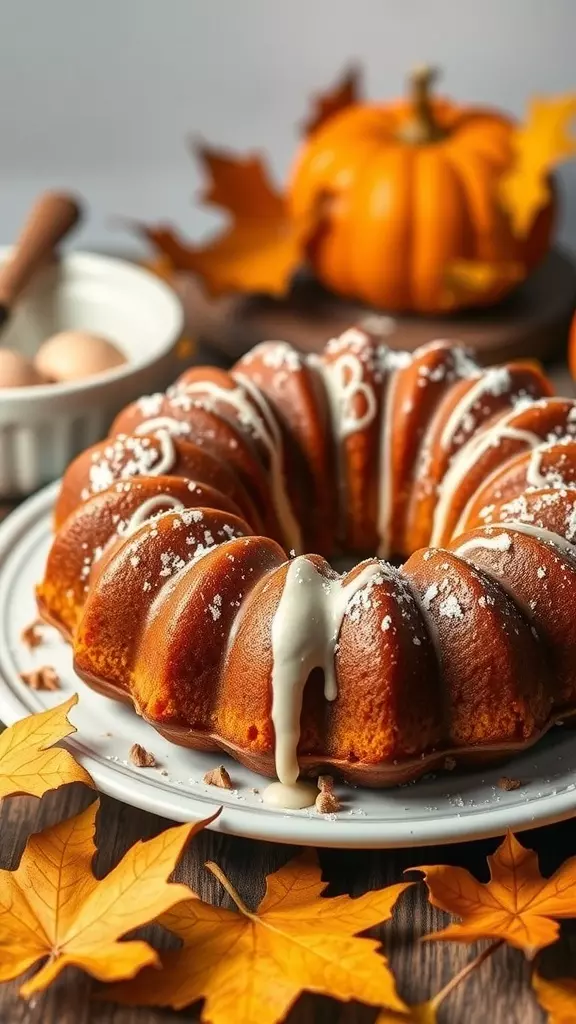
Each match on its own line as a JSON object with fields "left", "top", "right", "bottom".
{"left": 206, "top": 861, "right": 253, "bottom": 917}
{"left": 430, "top": 940, "right": 504, "bottom": 1010}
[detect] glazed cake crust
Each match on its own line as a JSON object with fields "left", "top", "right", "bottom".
{"left": 38, "top": 328, "right": 576, "bottom": 787}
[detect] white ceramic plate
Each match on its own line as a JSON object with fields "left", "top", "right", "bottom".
{"left": 1, "top": 484, "right": 576, "bottom": 848}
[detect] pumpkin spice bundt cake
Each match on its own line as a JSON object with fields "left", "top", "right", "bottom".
{"left": 37, "top": 326, "right": 576, "bottom": 807}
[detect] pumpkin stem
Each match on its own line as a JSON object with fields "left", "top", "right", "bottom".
{"left": 400, "top": 65, "right": 446, "bottom": 144}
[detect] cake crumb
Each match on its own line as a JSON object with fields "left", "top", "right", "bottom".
{"left": 20, "top": 620, "right": 45, "bottom": 650}
{"left": 315, "top": 789, "right": 341, "bottom": 814}
{"left": 317, "top": 774, "right": 335, "bottom": 792}
{"left": 129, "top": 743, "right": 157, "bottom": 768}
{"left": 203, "top": 764, "right": 233, "bottom": 789}
{"left": 497, "top": 776, "right": 522, "bottom": 791}
{"left": 19, "top": 666, "right": 60, "bottom": 691}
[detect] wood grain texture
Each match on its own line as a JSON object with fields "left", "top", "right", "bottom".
{"left": 1, "top": 361, "right": 576, "bottom": 1023}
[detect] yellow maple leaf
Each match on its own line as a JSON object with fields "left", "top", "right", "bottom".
{"left": 0, "top": 799, "right": 220, "bottom": 996}
{"left": 533, "top": 973, "right": 576, "bottom": 1023}
{"left": 107, "top": 848, "right": 410, "bottom": 1022}
{"left": 501, "top": 94, "right": 576, "bottom": 236}
{"left": 416, "top": 830, "right": 576, "bottom": 956}
{"left": 0, "top": 694, "right": 92, "bottom": 798}
{"left": 136, "top": 145, "right": 315, "bottom": 298}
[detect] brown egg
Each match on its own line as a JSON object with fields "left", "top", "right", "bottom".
{"left": 0, "top": 348, "right": 45, "bottom": 388}
{"left": 34, "top": 330, "right": 126, "bottom": 383}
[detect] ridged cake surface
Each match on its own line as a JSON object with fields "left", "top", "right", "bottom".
{"left": 37, "top": 325, "right": 576, "bottom": 792}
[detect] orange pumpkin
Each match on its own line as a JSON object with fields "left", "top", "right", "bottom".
{"left": 288, "top": 68, "right": 554, "bottom": 314}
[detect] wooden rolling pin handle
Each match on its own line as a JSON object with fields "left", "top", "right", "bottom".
{"left": 0, "top": 191, "right": 82, "bottom": 307}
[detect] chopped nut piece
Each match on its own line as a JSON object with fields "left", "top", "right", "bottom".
{"left": 19, "top": 666, "right": 61, "bottom": 691}
{"left": 21, "top": 620, "right": 45, "bottom": 650}
{"left": 497, "top": 776, "right": 522, "bottom": 791}
{"left": 129, "top": 743, "right": 157, "bottom": 768}
{"left": 317, "top": 774, "right": 334, "bottom": 792}
{"left": 203, "top": 765, "right": 233, "bottom": 789}
{"left": 315, "top": 789, "right": 341, "bottom": 814}
{"left": 444, "top": 756, "right": 457, "bottom": 771}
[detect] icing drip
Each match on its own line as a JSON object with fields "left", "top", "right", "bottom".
{"left": 432, "top": 421, "right": 542, "bottom": 546}
{"left": 439, "top": 368, "right": 511, "bottom": 451}
{"left": 125, "top": 494, "right": 185, "bottom": 534}
{"left": 262, "top": 780, "right": 318, "bottom": 809}
{"left": 135, "top": 417, "right": 191, "bottom": 437}
{"left": 310, "top": 338, "right": 410, "bottom": 554}
{"left": 376, "top": 365, "right": 399, "bottom": 558}
{"left": 526, "top": 446, "right": 548, "bottom": 489}
{"left": 269, "top": 556, "right": 383, "bottom": 787}
{"left": 306, "top": 354, "right": 348, "bottom": 537}
{"left": 377, "top": 344, "right": 477, "bottom": 558}
{"left": 233, "top": 373, "right": 303, "bottom": 553}
{"left": 181, "top": 376, "right": 302, "bottom": 553}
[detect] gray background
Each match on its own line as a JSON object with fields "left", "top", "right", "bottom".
{"left": 2, "top": 0, "right": 575, "bottom": 256}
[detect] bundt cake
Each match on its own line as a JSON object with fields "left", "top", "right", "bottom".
{"left": 37, "top": 325, "right": 576, "bottom": 807}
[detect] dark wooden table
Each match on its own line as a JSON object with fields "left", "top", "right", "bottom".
{"left": 2, "top": 364, "right": 576, "bottom": 1024}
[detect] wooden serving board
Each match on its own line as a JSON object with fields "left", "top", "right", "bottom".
{"left": 174, "top": 248, "right": 576, "bottom": 368}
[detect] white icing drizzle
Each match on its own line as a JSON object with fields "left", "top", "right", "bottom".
{"left": 233, "top": 373, "right": 302, "bottom": 554}
{"left": 453, "top": 532, "right": 514, "bottom": 558}
{"left": 125, "top": 494, "right": 185, "bottom": 534}
{"left": 377, "top": 344, "right": 478, "bottom": 557}
{"left": 132, "top": 431, "right": 176, "bottom": 476}
{"left": 181, "top": 376, "right": 302, "bottom": 553}
{"left": 439, "top": 367, "right": 511, "bottom": 451}
{"left": 526, "top": 446, "right": 549, "bottom": 489}
{"left": 306, "top": 354, "right": 348, "bottom": 537}
{"left": 376, "top": 365, "right": 400, "bottom": 558}
{"left": 489, "top": 520, "right": 576, "bottom": 560}
{"left": 432, "top": 420, "right": 542, "bottom": 546}
{"left": 135, "top": 416, "right": 191, "bottom": 437}
{"left": 524, "top": 436, "right": 576, "bottom": 490}
{"left": 309, "top": 336, "right": 412, "bottom": 554}
{"left": 269, "top": 556, "right": 382, "bottom": 786}
{"left": 321, "top": 352, "right": 378, "bottom": 439}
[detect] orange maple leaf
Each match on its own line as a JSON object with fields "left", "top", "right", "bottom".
{"left": 302, "top": 65, "right": 361, "bottom": 135}
{"left": 416, "top": 830, "right": 576, "bottom": 956}
{"left": 106, "top": 849, "right": 410, "bottom": 1022}
{"left": 533, "top": 972, "right": 576, "bottom": 1023}
{"left": 0, "top": 694, "right": 92, "bottom": 798}
{"left": 500, "top": 94, "right": 576, "bottom": 236}
{"left": 0, "top": 799, "right": 220, "bottom": 996}
{"left": 138, "top": 145, "right": 315, "bottom": 298}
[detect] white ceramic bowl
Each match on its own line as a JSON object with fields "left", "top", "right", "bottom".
{"left": 0, "top": 250, "right": 184, "bottom": 496}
